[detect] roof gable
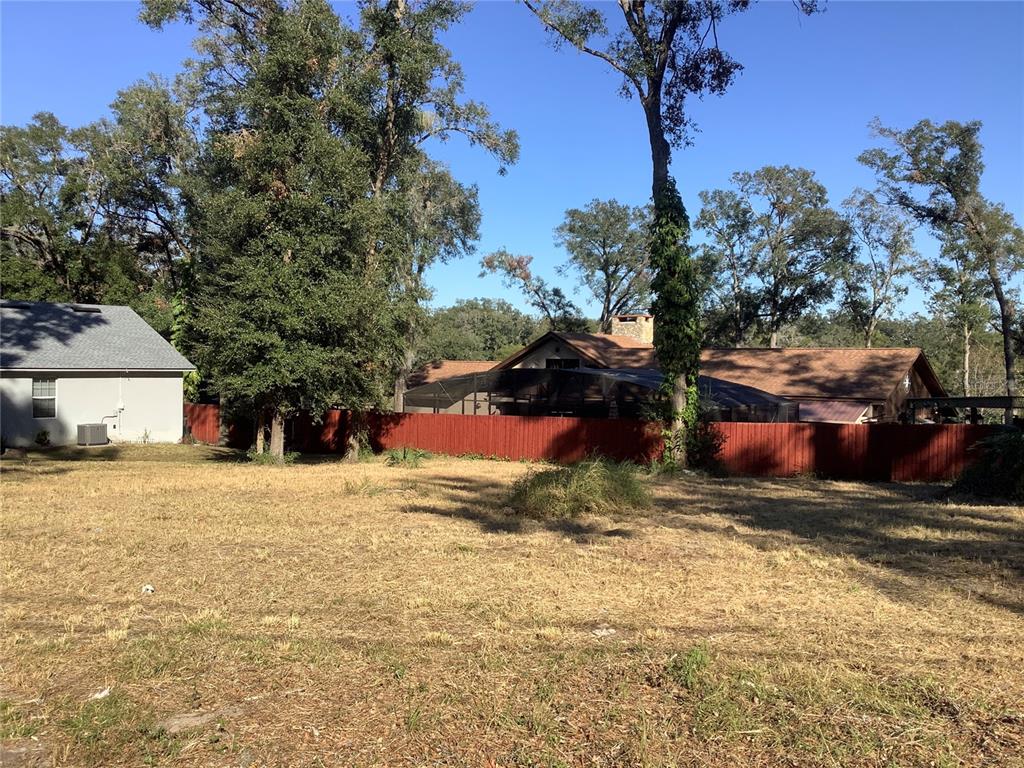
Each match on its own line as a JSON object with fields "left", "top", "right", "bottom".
{"left": 494, "top": 331, "right": 658, "bottom": 370}
{"left": 0, "top": 301, "right": 194, "bottom": 371}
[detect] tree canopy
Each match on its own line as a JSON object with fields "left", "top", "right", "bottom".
{"left": 417, "top": 298, "right": 544, "bottom": 363}
{"left": 697, "top": 166, "right": 853, "bottom": 348}
{"left": 861, "top": 119, "right": 1023, "bottom": 421}
{"left": 555, "top": 199, "right": 652, "bottom": 332}
{"left": 480, "top": 249, "right": 590, "bottom": 332}
{"left": 840, "top": 189, "right": 917, "bottom": 348}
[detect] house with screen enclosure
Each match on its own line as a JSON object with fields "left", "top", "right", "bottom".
{"left": 0, "top": 300, "right": 195, "bottom": 447}
{"left": 404, "top": 314, "right": 947, "bottom": 424}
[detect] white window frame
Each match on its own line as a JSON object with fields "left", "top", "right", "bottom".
{"left": 32, "top": 378, "right": 57, "bottom": 420}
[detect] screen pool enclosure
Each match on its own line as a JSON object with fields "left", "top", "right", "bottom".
{"left": 403, "top": 367, "right": 796, "bottom": 422}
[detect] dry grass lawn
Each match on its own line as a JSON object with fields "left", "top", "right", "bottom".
{"left": 1, "top": 445, "right": 1022, "bottom": 767}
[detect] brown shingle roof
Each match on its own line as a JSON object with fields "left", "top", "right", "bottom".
{"left": 700, "top": 347, "right": 935, "bottom": 402}
{"left": 497, "top": 332, "right": 942, "bottom": 403}
{"left": 408, "top": 359, "right": 494, "bottom": 386}
{"left": 553, "top": 332, "right": 659, "bottom": 369}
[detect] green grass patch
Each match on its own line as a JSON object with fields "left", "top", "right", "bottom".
{"left": 506, "top": 458, "right": 651, "bottom": 519}
{"left": 0, "top": 698, "right": 40, "bottom": 738}
{"left": 118, "top": 635, "right": 186, "bottom": 680}
{"left": 655, "top": 651, "right": 964, "bottom": 761}
{"left": 61, "top": 691, "right": 178, "bottom": 765}
{"left": 664, "top": 643, "right": 710, "bottom": 690}
{"left": 340, "top": 478, "right": 386, "bottom": 496}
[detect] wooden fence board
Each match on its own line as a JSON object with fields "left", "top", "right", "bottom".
{"left": 184, "top": 404, "right": 996, "bottom": 482}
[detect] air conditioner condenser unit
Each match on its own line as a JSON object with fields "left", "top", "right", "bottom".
{"left": 77, "top": 423, "right": 108, "bottom": 446}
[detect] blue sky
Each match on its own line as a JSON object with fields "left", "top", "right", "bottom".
{"left": 2, "top": 1, "right": 1022, "bottom": 317}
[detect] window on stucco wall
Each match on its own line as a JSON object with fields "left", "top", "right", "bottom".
{"left": 32, "top": 378, "right": 56, "bottom": 418}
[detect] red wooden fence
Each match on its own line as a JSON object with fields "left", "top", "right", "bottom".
{"left": 714, "top": 422, "right": 994, "bottom": 482}
{"left": 184, "top": 403, "right": 996, "bottom": 482}
{"left": 183, "top": 403, "right": 220, "bottom": 444}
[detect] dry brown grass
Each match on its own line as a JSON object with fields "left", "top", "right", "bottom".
{"left": 1, "top": 444, "right": 1022, "bottom": 767}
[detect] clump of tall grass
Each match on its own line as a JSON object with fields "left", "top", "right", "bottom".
{"left": 506, "top": 458, "right": 650, "bottom": 519}
{"left": 384, "top": 447, "right": 431, "bottom": 468}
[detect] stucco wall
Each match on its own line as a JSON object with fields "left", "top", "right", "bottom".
{"left": 510, "top": 338, "right": 585, "bottom": 369}
{"left": 0, "top": 371, "right": 184, "bottom": 447}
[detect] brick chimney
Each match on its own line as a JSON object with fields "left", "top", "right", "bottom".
{"left": 609, "top": 314, "right": 654, "bottom": 344}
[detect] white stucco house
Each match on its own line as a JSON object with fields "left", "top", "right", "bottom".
{"left": 0, "top": 300, "right": 195, "bottom": 447}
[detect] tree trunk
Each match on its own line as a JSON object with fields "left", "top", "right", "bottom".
{"left": 343, "top": 412, "right": 363, "bottom": 463}
{"left": 669, "top": 371, "right": 687, "bottom": 446}
{"left": 769, "top": 329, "right": 779, "bottom": 349}
{"left": 645, "top": 94, "right": 671, "bottom": 199}
{"left": 644, "top": 98, "right": 692, "bottom": 466}
{"left": 269, "top": 410, "right": 285, "bottom": 459}
{"left": 255, "top": 408, "right": 266, "bottom": 454}
{"left": 393, "top": 346, "right": 416, "bottom": 412}
{"left": 986, "top": 255, "right": 1017, "bottom": 424}
{"left": 962, "top": 323, "right": 972, "bottom": 398}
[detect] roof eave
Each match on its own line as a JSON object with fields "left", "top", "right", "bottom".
{"left": 1, "top": 366, "right": 196, "bottom": 373}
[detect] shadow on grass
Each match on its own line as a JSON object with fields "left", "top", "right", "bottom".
{"left": 400, "top": 471, "right": 641, "bottom": 542}
{"left": 0, "top": 462, "right": 78, "bottom": 481}
{"left": 650, "top": 475, "right": 1024, "bottom": 615}
{"left": 397, "top": 463, "right": 1023, "bottom": 614}
{"left": 201, "top": 450, "right": 364, "bottom": 465}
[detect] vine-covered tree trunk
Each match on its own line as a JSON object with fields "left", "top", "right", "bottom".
{"left": 644, "top": 103, "right": 701, "bottom": 466}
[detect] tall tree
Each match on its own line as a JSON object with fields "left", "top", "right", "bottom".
{"left": 480, "top": 249, "right": 590, "bottom": 332}
{"left": 861, "top": 119, "right": 1023, "bottom": 422}
{"left": 143, "top": 0, "right": 517, "bottom": 450}
{"left": 92, "top": 79, "right": 197, "bottom": 296}
{"left": 924, "top": 230, "right": 996, "bottom": 396}
{"left": 343, "top": 0, "right": 518, "bottom": 410}
{"left": 523, "top": 0, "right": 820, "bottom": 462}
{"left": 146, "top": 0, "right": 408, "bottom": 458}
{"left": 1, "top": 113, "right": 106, "bottom": 301}
{"left": 698, "top": 166, "right": 852, "bottom": 348}
{"left": 695, "top": 188, "right": 757, "bottom": 346}
{"left": 840, "top": 188, "right": 917, "bottom": 347}
{"left": 554, "top": 199, "right": 652, "bottom": 332}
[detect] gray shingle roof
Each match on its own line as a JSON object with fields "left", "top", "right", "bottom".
{"left": 1, "top": 301, "right": 195, "bottom": 371}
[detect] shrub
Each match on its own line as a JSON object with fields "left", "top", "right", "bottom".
{"left": 686, "top": 417, "right": 726, "bottom": 471}
{"left": 653, "top": 407, "right": 725, "bottom": 474}
{"left": 384, "top": 447, "right": 430, "bottom": 468}
{"left": 952, "top": 428, "right": 1023, "bottom": 502}
{"left": 506, "top": 458, "right": 651, "bottom": 519}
